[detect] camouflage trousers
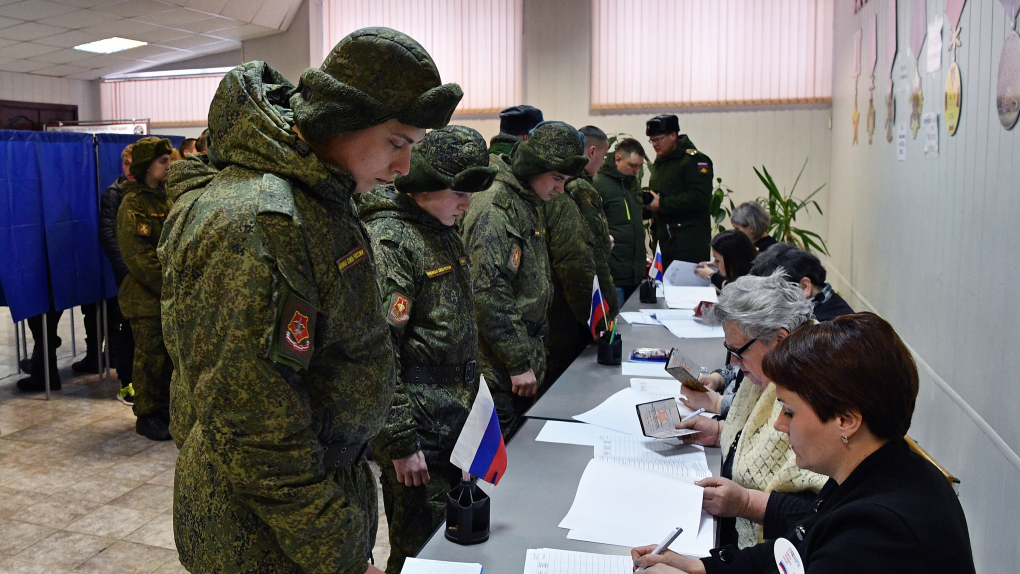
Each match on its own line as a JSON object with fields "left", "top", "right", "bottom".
{"left": 128, "top": 317, "right": 173, "bottom": 418}
{"left": 376, "top": 459, "right": 462, "bottom": 574}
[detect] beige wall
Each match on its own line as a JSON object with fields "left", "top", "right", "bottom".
{"left": 0, "top": 71, "right": 100, "bottom": 122}
{"left": 827, "top": 1, "right": 1020, "bottom": 572}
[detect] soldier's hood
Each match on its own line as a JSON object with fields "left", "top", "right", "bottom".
{"left": 167, "top": 153, "right": 218, "bottom": 202}
{"left": 204, "top": 61, "right": 355, "bottom": 203}
{"left": 358, "top": 184, "right": 448, "bottom": 231}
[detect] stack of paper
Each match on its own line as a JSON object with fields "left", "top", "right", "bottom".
{"left": 660, "top": 319, "right": 724, "bottom": 339}
{"left": 535, "top": 420, "right": 631, "bottom": 446}
{"left": 400, "top": 558, "right": 482, "bottom": 574}
{"left": 663, "top": 261, "right": 712, "bottom": 288}
{"left": 572, "top": 388, "right": 700, "bottom": 436}
{"left": 621, "top": 361, "right": 670, "bottom": 377}
{"left": 663, "top": 286, "right": 718, "bottom": 309}
{"left": 523, "top": 548, "right": 632, "bottom": 574}
{"left": 630, "top": 377, "right": 686, "bottom": 398}
{"left": 617, "top": 311, "right": 661, "bottom": 325}
{"left": 596, "top": 435, "right": 710, "bottom": 483}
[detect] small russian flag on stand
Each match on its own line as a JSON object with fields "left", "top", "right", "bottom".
{"left": 649, "top": 244, "right": 664, "bottom": 283}
{"left": 589, "top": 275, "right": 609, "bottom": 340}
{"left": 450, "top": 376, "right": 508, "bottom": 485}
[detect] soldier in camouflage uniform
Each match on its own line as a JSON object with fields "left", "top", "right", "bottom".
{"left": 157, "top": 28, "right": 462, "bottom": 574}
{"left": 461, "top": 121, "right": 588, "bottom": 440}
{"left": 359, "top": 126, "right": 498, "bottom": 574}
{"left": 116, "top": 136, "right": 174, "bottom": 441}
{"left": 543, "top": 125, "right": 620, "bottom": 384}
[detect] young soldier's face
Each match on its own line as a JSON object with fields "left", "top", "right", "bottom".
{"left": 147, "top": 155, "right": 171, "bottom": 184}
{"left": 615, "top": 151, "right": 644, "bottom": 177}
{"left": 316, "top": 119, "right": 427, "bottom": 194}
{"left": 529, "top": 171, "right": 569, "bottom": 201}
{"left": 409, "top": 189, "right": 472, "bottom": 226}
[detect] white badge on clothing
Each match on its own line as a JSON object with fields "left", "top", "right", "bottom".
{"left": 773, "top": 537, "right": 805, "bottom": 574}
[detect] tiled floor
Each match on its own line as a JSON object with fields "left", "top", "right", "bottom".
{"left": 0, "top": 308, "right": 391, "bottom": 573}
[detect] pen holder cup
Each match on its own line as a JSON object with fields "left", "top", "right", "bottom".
{"left": 639, "top": 279, "right": 658, "bottom": 304}
{"left": 597, "top": 332, "right": 623, "bottom": 366}
{"left": 445, "top": 479, "right": 490, "bottom": 545}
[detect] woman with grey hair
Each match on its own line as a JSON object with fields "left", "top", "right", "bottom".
{"left": 731, "top": 201, "right": 777, "bottom": 252}
{"left": 675, "top": 271, "right": 826, "bottom": 549}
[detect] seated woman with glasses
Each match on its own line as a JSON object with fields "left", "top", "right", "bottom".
{"left": 633, "top": 313, "right": 975, "bottom": 574}
{"left": 672, "top": 272, "right": 826, "bottom": 549}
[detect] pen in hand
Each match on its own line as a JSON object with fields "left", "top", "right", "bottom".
{"left": 635, "top": 526, "right": 684, "bottom": 571}
{"left": 680, "top": 408, "right": 705, "bottom": 423}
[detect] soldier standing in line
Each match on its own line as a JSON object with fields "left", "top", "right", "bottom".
{"left": 488, "top": 104, "right": 544, "bottom": 156}
{"left": 645, "top": 114, "right": 714, "bottom": 268}
{"left": 594, "top": 137, "right": 648, "bottom": 304}
{"left": 116, "top": 136, "right": 174, "bottom": 440}
{"left": 158, "top": 28, "right": 462, "bottom": 574}
{"left": 462, "top": 121, "right": 588, "bottom": 440}
{"left": 359, "top": 126, "right": 498, "bottom": 574}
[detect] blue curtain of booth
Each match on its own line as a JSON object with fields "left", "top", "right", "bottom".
{"left": 0, "top": 130, "right": 183, "bottom": 322}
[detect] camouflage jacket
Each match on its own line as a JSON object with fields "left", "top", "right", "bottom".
{"left": 565, "top": 173, "right": 619, "bottom": 318}
{"left": 116, "top": 180, "right": 171, "bottom": 319}
{"left": 359, "top": 186, "right": 479, "bottom": 463}
{"left": 157, "top": 62, "right": 395, "bottom": 574}
{"left": 488, "top": 132, "right": 519, "bottom": 156}
{"left": 542, "top": 191, "right": 597, "bottom": 333}
{"left": 461, "top": 154, "right": 552, "bottom": 390}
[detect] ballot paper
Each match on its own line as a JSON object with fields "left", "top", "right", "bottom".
{"left": 640, "top": 308, "right": 695, "bottom": 320}
{"left": 559, "top": 459, "right": 703, "bottom": 553}
{"left": 617, "top": 311, "right": 661, "bottom": 325}
{"left": 663, "top": 260, "right": 711, "bottom": 288}
{"left": 523, "top": 548, "right": 632, "bottom": 574}
{"left": 630, "top": 377, "right": 687, "bottom": 398}
{"left": 399, "top": 558, "right": 482, "bottom": 574}
{"left": 621, "top": 361, "right": 670, "bottom": 377}
{"left": 660, "top": 319, "right": 725, "bottom": 339}
{"left": 663, "top": 286, "right": 718, "bottom": 309}
{"left": 567, "top": 511, "right": 715, "bottom": 559}
{"left": 535, "top": 420, "right": 630, "bottom": 446}
{"left": 573, "top": 388, "right": 668, "bottom": 435}
{"left": 596, "top": 435, "right": 710, "bottom": 482}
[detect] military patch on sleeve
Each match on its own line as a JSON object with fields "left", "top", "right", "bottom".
{"left": 425, "top": 263, "right": 454, "bottom": 278}
{"left": 686, "top": 148, "right": 698, "bottom": 155}
{"left": 336, "top": 245, "right": 367, "bottom": 274}
{"left": 277, "top": 293, "right": 317, "bottom": 369}
{"left": 136, "top": 220, "right": 151, "bottom": 236}
{"left": 698, "top": 162, "right": 710, "bottom": 174}
{"left": 386, "top": 291, "right": 412, "bottom": 327}
{"left": 507, "top": 244, "right": 522, "bottom": 273}
{"left": 458, "top": 256, "right": 469, "bottom": 266}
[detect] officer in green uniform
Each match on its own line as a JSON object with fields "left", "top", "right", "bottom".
{"left": 645, "top": 114, "right": 714, "bottom": 267}
{"left": 594, "top": 137, "right": 648, "bottom": 303}
{"left": 359, "top": 126, "right": 498, "bottom": 574}
{"left": 158, "top": 28, "right": 462, "bottom": 574}
{"left": 488, "top": 105, "right": 544, "bottom": 156}
{"left": 116, "top": 136, "right": 174, "bottom": 441}
{"left": 462, "top": 121, "right": 588, "bottom": 440}
{"left": 542, "top": 125, "right": 619, "bottom": 384}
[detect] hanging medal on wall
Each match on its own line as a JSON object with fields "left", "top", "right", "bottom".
{"left": 944, "top": 0, "right": 967, "bottom": 135}
{"left": 997, "top": 0, "right": 1020, "bottom": 130}
{"left": 909, "top": 0, "right": 927, "bottom": 139}
{"left": 886, "top": 0, "right": 899, "bottom": 143}
{"left": 867, "top": 14, "right": 879, "bottom": 144}
{"left": 853, "top": 29, "right": 862, "bottom": 145}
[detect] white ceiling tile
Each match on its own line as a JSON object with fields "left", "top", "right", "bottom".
{"left": 0, "top": 0, "right": 78, "bottom": 20}
{"left": 30, "top": 62, "right": 88, "bottom": 75}
{"left": 33, "top": 27, "right": 92, "bottom": 46}
{"left": 80, "top": 18, "right": 154, "bottom": 38}
{"left": 134, "top": 25, "right": 189, "bottom": 42}
{"left": 50, "top": 0, "right": 124, "bottom": 7}
{"left": 132, "top": 7, "right": 207, "bottom": 26}
{"left": 93, "top": 0, "right": 172, "bottom": 18}
{"left": 189, "top": 38, "right": 237, "bottom": 54}
{"left": 207, "top": 22, "right": 270, "bottom": 41}
{"left": 115, "top": 42, "right": 172, "bottom": 58}
{"left": 218, "top": 0, "right": 258, "bottom": 23}
{"left": 38, "top": 8, "right": 113, "bottom": 29}
{"left": 186, "top": 0, "right": 227, "bottom": 16}
{"left": 65, "top": 67, "right": 103, "bottom": 79}
{"left": 0, "top": 57, "right": 49, "bottom": 71}
{"left": 0, "top": 54, "right": 14, "bottom": 63}
{"left": 153, "top": 32, "right": 215, "bottom": 49}
{"left": 171, "top": 15, "right": 232, "bottom": 33}
{"left": 159, "top": 0, "right": 187, "bottom": 7}
{"left": 0, "top": 37, "right": 18, "bottom": 47}
{"left": 250, "top": 0, "right": 287, "bottom": 29}
{"left": 0, "top": 40, "right": 59, "bottom": 56}
{"left": 25, "top": 45, "right": 91, "bottom": 62}
{"left": 0, "top": 20, "right": 66, "bottom": 40}
{"left": 0, "top": 15, "right": 22, "bottom": 28}
{"left": 71, "top": 51, "right": 131, "bottom": 67}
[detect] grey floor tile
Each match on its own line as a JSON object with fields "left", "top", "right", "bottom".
{"left": 72, "top": 540, "right": 176, "bottom": 573}
{"left": 0, "top": 557, "right": 69, "bottom": 573}
{"left": 0, "top": 463, "right": 41, "bottom": 488}
{"left": 56, "top": 475, "right": 142, "bottom": 505}
{"left": 150, "top": 556, "right": 187, "bottom": 574}
{"left": 4, "top": 466, "right": 85, "bottom": 495}
{"left": 12, "top": 531, "right": 113, "bottom": 570}
{"left": 108, "top": 484, "right": 174, "bottom": 514}
{"left": 123, "top": 513, "right": 175, "bottom": 551}
{"left": 145, "top": 469, "right": 174, "bottom": 488}
{"left": 0, "top": 520, "right": 55, "bottom": 558}
{"left": 0, "top": 489, "right": 48, "bottom": 520}
{"left": 10, "top": 496, "right": 101, "bottom": 530}
{"left": 99, "top": 459, "right": 173, "bottom": 484}
{"left": 63, "top": 505, "right": 158, "bottom": 540}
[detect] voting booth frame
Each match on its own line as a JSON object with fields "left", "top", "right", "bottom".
{"left": 0, "top": 130, "right": 184, "bottom": 399}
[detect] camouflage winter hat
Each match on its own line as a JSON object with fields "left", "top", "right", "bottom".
{"left": 510, "top": 121, "right": 587, "bottom": 182}
{"left": 129, "top": 136, "right": 173, "bottom": 182}
{"left": 394, "top": 125, "right": 497, "bottom": 194}
{"left": 291, "top": 27, "right": 464, "bottom": 143}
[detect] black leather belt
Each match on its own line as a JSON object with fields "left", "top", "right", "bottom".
{"left": 524, "top": 321, "right": 549, "bottom": 339}
{"left": 322, "top": 441, "right": 369, "bottom": 471}
{"left": 401, "top": 360, "right": 476, "bottom": 385}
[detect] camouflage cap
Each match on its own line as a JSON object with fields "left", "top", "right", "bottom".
{"left": 291, "top": 27, "right": 464, "bottom": 143}
{"left": 395, "top": 125, "right": 496, "bottom": 194}
{"left": 510, "top": 121, "right": 588, "bottom": 182}
{"left": 129, "top": 136, "right": 173, "bottom": 182}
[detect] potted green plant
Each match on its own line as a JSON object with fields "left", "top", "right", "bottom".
{"left": 711, "top": 177, "right": 736, "bottom": 233}
{"left": 753, "top": 159, "right": 828, "bottom": 254}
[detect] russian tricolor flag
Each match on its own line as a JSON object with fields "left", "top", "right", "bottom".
{"left": 589, "top": 275, "right": 609, "bottom": 340}
{"left": 450, "top": 376, "right": 508, "bottom": 485}
{"left": 649, "top": 244, "right": 664, "bottom": 283}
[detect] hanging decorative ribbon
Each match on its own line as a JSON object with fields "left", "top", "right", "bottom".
{"left": 997, "top": 0, "right": 1020, "bottom": 130}
{"left": 943, "top": 0, "right": 967, "bottom": 135}
{"left": 867, "top": 14, "right": 879, "bottom": 144}
{"left": 853, "top": 29, "right": 863, "bottom": 145}
{"left": 909, "top": 0, "right": 926, "bottom": 138}
{"left": 885, "top": 0, "right": 898, "bottom": 143}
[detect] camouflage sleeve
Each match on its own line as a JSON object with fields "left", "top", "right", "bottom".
{"left": 657, "top": 156, "right": 714, "bottom": 219}
{"left": 190, "top": 213, "right": 372, "bottom": 574}
{"left": 116, "top": 196, "right": 163, "bottom": 294}
{"left": 465, "top": 207, "right": 533, "bottom": 375}
{"left": 368, "top": 230, "right": 421, "bottom": 461}
{"left": 544, "top": 195, "right": 598, "bottom": 326}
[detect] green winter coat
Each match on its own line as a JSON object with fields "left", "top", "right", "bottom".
{"left": 594, "top": 158, "right": 647, "bottom": 289}
{"left": 565, "top": 173, "right": 618, "bottom": 318}
{"left": 157, "top": 62, "right": 394, "bottom": 574}
{"left": 359, "top": 186, "right": 478, "bottom": 464}
{"left": 648, "top": 135, "right": 714, "bottom": 266}
{"left": 488, "top": 132, "right": 519, "bottom": 156}
{"left": 116, "top": 180, "right": 171, "bottom": 319}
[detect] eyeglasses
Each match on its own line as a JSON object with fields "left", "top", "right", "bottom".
{"left": 723, "top": 337, "right": 758, "bottom": 361}
{"left": 648, "top": 135, "right": 668, "bottom": 145}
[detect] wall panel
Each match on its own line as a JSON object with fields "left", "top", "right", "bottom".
{"left": 0, "top": 71, "right": 100, "bottom": 122}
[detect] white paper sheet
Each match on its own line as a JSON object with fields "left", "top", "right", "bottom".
{"left": 572, "top": 388, "right": 699, "bottom": 436}
{"left": 639, "top": 309, "right": 696, "bottom": 320}
{"left": 663, "top": 260, "right": 711, "bottom": 288}
{"left": 596, "top": 436, "right": 711, "bottom": 482}
{"left": 630, "top": 378, "right": 686, "bottom": 398}
{"left": 663, "top": 286, "right": 718, "bottom": 309}
{"left": 660, "top": 319, "right": 725, "bottom": 339}
{"left": 558, "top": 459, "right": 703, "bottom": 553}
{"left": 567, "top": 511, "right": 715, "bottom": 558}
{"left": 617, "top": 311, "right": 661, "bottom": 325}
{"left": 621, "top": 361, "right": 670, "bottom": 378}
{"left": 400, "top": 558, "right": 482, "bottom": 574}
{"left": 523, "top": 548, "right": 632, "bottom": 574}
{"left": 536, "top": 420, "right": 629, "bottom": 446}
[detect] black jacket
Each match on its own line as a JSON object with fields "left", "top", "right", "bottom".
{"left": 593, "top": 157, "right": 646, "bottom": 288}
{"left": 702, "top": 438, "right": 975, "bottom": 574}
{"left": 811, "top": 284, "right": 854, "bottom": 322}
{"left": 100, "top": 175, "right": 130, "bottom": 285}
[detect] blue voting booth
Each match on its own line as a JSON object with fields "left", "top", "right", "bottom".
{"left": 0, "top": 130, "right": 183, "bottom": 323}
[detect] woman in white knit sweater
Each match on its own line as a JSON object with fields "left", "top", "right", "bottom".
{"left": 675, "top": 271, "right": 826, "bottom": 548}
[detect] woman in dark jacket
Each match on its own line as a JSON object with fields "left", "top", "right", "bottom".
{"left": 634, "top": 313, "right": 975, "bottom": 574}
{"left": 731, "top": 201, "right": 777, "bottom": 252}
{"left": 695, "top": 230, "right": 758, "bottom": 290}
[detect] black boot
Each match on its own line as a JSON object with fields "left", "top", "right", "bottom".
{"left": 136, "top": 413, "right": 172, "bottom": 441}
{"left": 16, "top": 351, "right": 61, "bottom": 392}
{"left": 71, "top": 354, "right": 102, "bottom": 374}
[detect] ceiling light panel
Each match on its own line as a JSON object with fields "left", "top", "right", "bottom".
{"left": 74, "top": 36, "right": 146, "bottom": 54}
